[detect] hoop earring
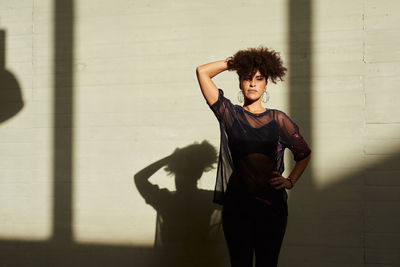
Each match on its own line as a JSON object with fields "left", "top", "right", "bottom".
{"left": 262, "top": 90, "right": 270, "bottom": 103}
{"left": 237, "top": 90, "right": 244, "bottom": 103}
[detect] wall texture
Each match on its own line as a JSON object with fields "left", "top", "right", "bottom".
{"left": 0, "top": 0, "right": 399, "bottom": 266}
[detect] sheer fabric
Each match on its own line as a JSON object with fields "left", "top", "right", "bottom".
{"left": 208, "top": 89, "right": 311, "bottom": 209}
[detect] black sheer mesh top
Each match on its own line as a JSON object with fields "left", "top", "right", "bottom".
{"left": 208, "top": 89, "right": 311, "bottom": 207}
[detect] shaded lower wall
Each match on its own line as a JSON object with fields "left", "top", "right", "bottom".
{"left": 0, "top": 240, "right": 227, "bottom": 267}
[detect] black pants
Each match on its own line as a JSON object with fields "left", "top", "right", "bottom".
{"left": 222, "top": 194, "right": 287, "bottom": 267}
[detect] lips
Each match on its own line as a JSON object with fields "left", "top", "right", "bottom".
{"left": 248, "top": 90, "right": 257, "bottom": 93}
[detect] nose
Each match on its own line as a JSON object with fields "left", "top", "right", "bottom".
{"left": 249, "top": 79, "right": 256, "bottom": 87}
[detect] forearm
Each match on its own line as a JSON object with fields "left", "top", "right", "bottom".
{"left": 287, "top": 153, "right": 311, "bottom": 186}
{"left": 196, "top": 59, "right": 229, "bottom": 78}
{"left": 134, "top": 156, "right": 170, "bottom": 182}
{"left": 134, "top": 156, "right": 171, "bottom": 198}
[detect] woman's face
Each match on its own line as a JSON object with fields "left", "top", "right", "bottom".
{"left": 240, "top": 70, "right": 267, "bottom": 102}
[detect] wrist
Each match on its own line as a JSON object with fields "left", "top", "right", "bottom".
{"left": 225, "top": 56, "right": 234, "bottom": 70}
{"left": 286, "top": 177, "right": 294, "bottom": 189}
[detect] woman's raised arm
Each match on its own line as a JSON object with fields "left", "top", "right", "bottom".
{"left": 196, "top": 59, "right": 229, "bottom": 105}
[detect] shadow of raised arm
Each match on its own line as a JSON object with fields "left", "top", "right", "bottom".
{"left": 133, "top": 155, "right": 171, "bottom": 201}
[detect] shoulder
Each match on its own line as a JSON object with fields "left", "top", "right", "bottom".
{"left": 213, "top": 88, "right": 225, "bottom": 102}
{"left": 208, "top": 88, "right": 225, "bottom": 107}
{"left": 270, "top": 109, "right": 298, "bottom": 126}
{"left": 217, "top": 88, "right": 235, "bottom": 105}
{"left": 269, "top": 108, "right": 288, "bottom": 119}
{"left": 270, "top": 108, "right": 287, "bottom": 115}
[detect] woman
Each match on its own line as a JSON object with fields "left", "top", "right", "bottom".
{"left": 196, "top": 46, "right": 311, "bottom": 267}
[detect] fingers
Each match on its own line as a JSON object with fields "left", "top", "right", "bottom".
{"left": 269, "top": 173, "right": 284, "bottom": 184}
{"left": 274, "top": 184, "right": 285, "bottom": 190}
{"left": 269, "top": 171, "right": 288, "bottom": 190}
{"left": 270, "top": 174, "right": 288, "bottom": 190}
{"left": 269, "top": 177, "right": 284, "bottom": 190}
{"left": 273, "top": 181, "right": 287, "bottom": 190}
{"left": 270, "top": 171, "right": 283, "bottom": 181}
{"left": 269, "top": 178, "right": 283, "bottom": 185}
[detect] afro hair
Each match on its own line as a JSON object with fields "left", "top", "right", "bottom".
{"left": 227, "top": 46, "right": 287, "bottom": 84}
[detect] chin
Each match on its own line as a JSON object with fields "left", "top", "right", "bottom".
{"left": 245, "top": 96, "right": 261, "bottom": 102}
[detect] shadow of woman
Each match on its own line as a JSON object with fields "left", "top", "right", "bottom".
{"left": 134, "top": 140, "right": 227, "bottom": 267}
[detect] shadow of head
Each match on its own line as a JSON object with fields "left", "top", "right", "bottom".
{"left": 164, "top": 140, "right": 218, "bottom": 191}
{"left": 0, "top": 30, "right": 24, "bottom": 123}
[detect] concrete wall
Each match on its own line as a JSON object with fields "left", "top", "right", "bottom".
{"left": 0, "top": 0, "right": 399, "bottom": 266}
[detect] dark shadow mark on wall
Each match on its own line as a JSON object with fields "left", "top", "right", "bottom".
{"left": 134, "top": 140, "right": 227, "bottom": 267}
{"left": 287, "top": 0, "right": 313, "bottom": 180}
{"left": 281, "top": 0, "right": 317, "bottom": 265}
{"left": 0, "top": 30, "right": 24, "bottom": 123}
{"left": 51, "top": 0, "right": 74, "bottom": 244}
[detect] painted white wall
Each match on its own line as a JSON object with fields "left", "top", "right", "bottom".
{"left": 0, "top": 0, "right": 399, "bottom": 266}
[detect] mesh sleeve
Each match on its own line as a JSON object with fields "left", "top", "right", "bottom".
{"left": 207, "top": 89, "right": 235, "bottom": 204}
{"left": 207, "top": 89, "right": 235, "bottom": 127}
{"left": 276, "top": 110, "right": 311, "bottom": 161}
